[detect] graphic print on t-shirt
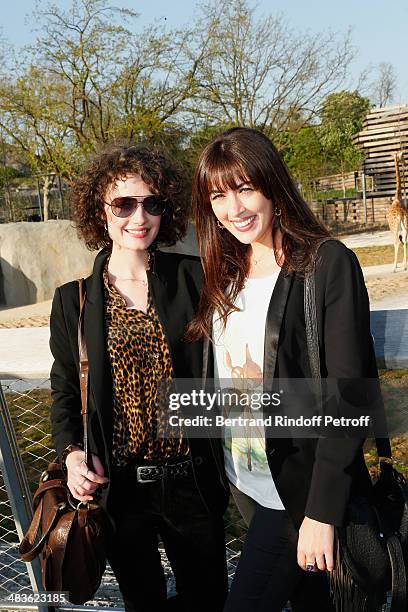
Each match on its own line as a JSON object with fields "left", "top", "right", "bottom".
{"left": 213, "top": 273, "right": 285, "bottom": 509}
{"left": 223, "top": 343, "right": 266, "bottom": 471}
{"left": 225, "top": 344, "right": 262, "bottom": 386}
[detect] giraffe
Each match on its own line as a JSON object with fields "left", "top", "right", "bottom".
{"left": 386, "top": 152, "right": 408, "bottom": 271}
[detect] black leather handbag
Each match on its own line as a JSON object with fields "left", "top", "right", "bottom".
{"left": 304, "top": 239, "right": 408, "bottom": 612}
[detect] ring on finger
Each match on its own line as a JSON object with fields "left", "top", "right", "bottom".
{"left": 306, "top": 562, "right": 316, "bottom": 572}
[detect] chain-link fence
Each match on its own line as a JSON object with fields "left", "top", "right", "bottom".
{"left": 0, "top": 377, "right": 251, "bottom": 611}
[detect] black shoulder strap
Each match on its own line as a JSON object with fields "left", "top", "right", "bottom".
{"left": 304, "top": 238, "right": 392, "bottom": 460}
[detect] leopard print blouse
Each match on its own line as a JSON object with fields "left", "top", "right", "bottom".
{"left": 103, "top": 262, "right": 189, "bottom": 466}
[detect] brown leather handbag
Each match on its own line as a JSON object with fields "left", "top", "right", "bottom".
{"left": 19, "top": 279, "right": 107, "bottom": 604}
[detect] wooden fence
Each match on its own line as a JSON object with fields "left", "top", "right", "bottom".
{"left": 353, "top": 105, "right": 408, "bottom": 197}
{"left": 311, "top": 196, "right": 392, "bottom": 226}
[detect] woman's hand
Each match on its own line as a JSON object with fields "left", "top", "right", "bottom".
{"left": 297, "top": 516, "right": 334, "bottom": 572}
{"left": 65, "top": 449, "right": 109, "bottom": 502}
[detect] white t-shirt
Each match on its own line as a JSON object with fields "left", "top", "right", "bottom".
{"left": 213, "top": 272, "right": 285, "bottom": 510}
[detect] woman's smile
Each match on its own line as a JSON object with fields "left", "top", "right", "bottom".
{"left": 230, "top": 215, "right": 257, "bottom": 232}
{"left": 124, "top": 227, "right": 149, "bottom": 238}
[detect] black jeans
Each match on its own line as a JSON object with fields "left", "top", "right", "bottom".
{"left": 106, "top": 463, "right": 228, "bottom": 612}
{"left": 224, "top": 504, "right": 335, "bottom": 612}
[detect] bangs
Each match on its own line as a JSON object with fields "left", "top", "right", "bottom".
{"left": 201, "top": 153, "right": 258, "bottom": 199}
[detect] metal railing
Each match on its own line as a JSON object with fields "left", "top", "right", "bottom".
{"left": 0, "top": 378, "right": 249, "bottom": 611}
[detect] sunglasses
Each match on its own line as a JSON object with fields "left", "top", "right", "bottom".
{"left": 106, "top": 195, "right": 165, "bottom": 218}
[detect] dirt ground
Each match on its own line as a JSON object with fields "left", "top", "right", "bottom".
{"left": 0, "top": 315, "right": 50, "bottom": 328}
{"left": 0, "top": 274, "right": 406, "bottom": 329}
{"left": 365, "top": 273, "right": 408, "bottom": 303}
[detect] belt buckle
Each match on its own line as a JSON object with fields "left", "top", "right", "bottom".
{"left": 136, "top": 465, "right": 160, "bottom": 483}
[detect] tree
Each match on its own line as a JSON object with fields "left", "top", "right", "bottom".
{"left": 189, "top": 0, "right": 355, "bottom": 135}
{"left": 282, "top": 126, "right": 326, "bottom": 200}
{"left": 0, "top": 0, "right": 200, "bottom": 187}
{"left": 0, "top": 0, "right": 368, "bottom": 222}
{"left": 371, "top": 62, "right": 397, "bottom": 108}
{"left": 319, "top": 90, "right": 370, "bottom": 195}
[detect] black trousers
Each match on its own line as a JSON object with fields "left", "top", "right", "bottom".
{"left": 106, "top": 464, "right": 228, "bottom": 612}
{"left": 224, "top": 504, "right": 335, "bottom": 612}
{"left": 229, "top": 483, "right": 335, "bottom": 611}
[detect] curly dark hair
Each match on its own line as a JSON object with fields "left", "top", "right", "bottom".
{"left": 72, "top": 142, "right": 189, "bottom": 250}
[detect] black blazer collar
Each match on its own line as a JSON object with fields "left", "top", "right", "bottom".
{"left": 85, "top": 246, "right": 167, "bottom": 304}
{"left": 83, "top": 248, "right": 112, "bottom": 457}
{"left": 84, "top": 247, "right": 166, "bottom": 406}
{"left": 263, "top": 267, "right": 294, "bottom": 384}
{"left": 82, "top": 246, "right": 169, "bottom": 454}
{"left": 85, "top": 247, "right": 109, "bottom": 304}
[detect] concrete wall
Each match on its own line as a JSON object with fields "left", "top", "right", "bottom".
{"left": 0, "top": 220, "right": 198, "bottom": 307}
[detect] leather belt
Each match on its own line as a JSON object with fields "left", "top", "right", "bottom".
{"left": 113, "top": 458, "right": 193, "bottom": 483}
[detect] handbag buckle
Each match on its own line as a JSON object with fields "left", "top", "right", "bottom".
{"left": 76, "top": 501, "right": 90, "bottom": 510}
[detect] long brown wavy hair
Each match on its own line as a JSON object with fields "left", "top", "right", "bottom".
{"left": 72, "top": 142, "right": 189, "bottom": 250}
{"left": 187, "top": 127, "right": 330, "bottom": 340}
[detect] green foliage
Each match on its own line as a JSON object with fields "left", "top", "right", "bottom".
{"left": 0, "top": 0, "right": 374, "bottom": 201}
{"left": 315, "top": 188, "right": 357, "bottom": 200}
{"left": 282, "top": 126, "right": 326, "bottom": 197}
{"left": 0, "top": 0, "right": 198, "bottom": 183}
{"left": 319, "top": 91, "right": 370, "bottom": 175}
{"left": 0, "top": 166, "right": 21, "bottom": 188}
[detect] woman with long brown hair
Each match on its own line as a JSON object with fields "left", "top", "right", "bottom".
{"left": 188, "top": 127, "right": 379, "bottom": 611}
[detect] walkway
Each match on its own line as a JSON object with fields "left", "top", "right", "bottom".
{"left": 0, "top": 230, "right": 406, "bottom": 378}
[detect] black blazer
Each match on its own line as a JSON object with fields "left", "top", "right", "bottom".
{"left": 49, "top": 248, "right": 229, "bottom": 521}
{"left": 203, "top": 240, "right": 379, "bottom": 528}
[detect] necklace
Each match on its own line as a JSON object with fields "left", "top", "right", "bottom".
{"left": 107, "top": 250, "right": 152, "bottom": 285}
{"left": 113, "top": 277, "right": 147, "bottom": 286}
{"left": 251, "top": 248, "right": 273, "bottom": 266}
{"left": 107, "top": 269, "right": 148, "bottom": 285}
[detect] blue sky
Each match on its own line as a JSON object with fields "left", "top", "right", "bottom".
{"left": 2, "top": 0, "right": 407, "bottom": 101}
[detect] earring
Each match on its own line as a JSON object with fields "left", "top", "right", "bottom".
{"left": 217, "top": 220, "right": 225, "bottom": 230}
{"left": 274, "top": 208, "right": 282, "bottom": 217}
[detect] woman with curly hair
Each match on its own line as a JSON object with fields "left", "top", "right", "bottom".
{"left": 188, "top": 127, "right": 383, "bottom": 611}
{"left": 49, "top": 143, "right": 229, "bottom": 612}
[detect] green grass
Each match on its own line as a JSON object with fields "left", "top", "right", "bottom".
{"left": 315, "top": 188, "right": 358, "bottom": 200}
{"left": 365, "top": 369, "right": 408, "bottom": 478}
